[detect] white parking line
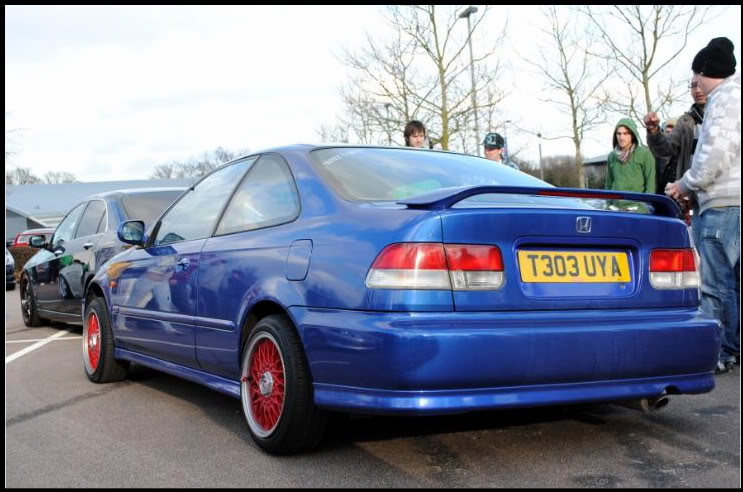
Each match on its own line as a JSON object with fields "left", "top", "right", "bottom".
{"left": 5, "top": 330, "right": 76, "bottom": 364}
{"left": 6, "top": 337, "right": 81, "bottom": 344}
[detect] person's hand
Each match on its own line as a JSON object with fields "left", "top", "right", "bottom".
{"left": 665, "top": 180, "right": 689, "bottom": 202}
{"left": 643, "top": 112, "right": 660, "bottom": 135}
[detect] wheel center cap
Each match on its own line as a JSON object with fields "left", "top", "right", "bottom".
{"left": 259, "top": 371, "right": 273, "bottom": 396}
{"left": 89, "top": 334, "right": 97, "bottom": 349}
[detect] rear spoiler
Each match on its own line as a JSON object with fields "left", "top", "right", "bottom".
{"left": 397, "top": 185, "right": 681, "bottom": 218}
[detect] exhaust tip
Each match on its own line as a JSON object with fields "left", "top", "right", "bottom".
{"left": 614, "top": 395, "right": 669, "bottom": 413}
{"left": 649, "top": 396, "right": 669, "bottom": 411}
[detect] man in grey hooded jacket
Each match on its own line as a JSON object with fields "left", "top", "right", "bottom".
{"left": 666, "top": 37, "right": 740, "bottom": 374}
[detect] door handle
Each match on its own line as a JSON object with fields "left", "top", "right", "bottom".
{"left": 176, "top": 257, "right": 190, "bottom": 271}
{"left": 83, "top": 242, "right": 94, "bottom": 250}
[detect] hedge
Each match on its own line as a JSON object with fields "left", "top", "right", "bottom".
{"left": 8, "top": 246, "right": 41, "bottom": 281}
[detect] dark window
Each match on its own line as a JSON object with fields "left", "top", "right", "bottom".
{"left": 216, "top": 154, "right": 300, "bottom": 235}
{"left": 75, "top": 200, "right": 106, "bottom": 238}
{"left": 155, "top": 158, "right": 255, "bottom": 246}
{"left": 96, "top": 209, "right": 108, "bottom": 234}
{"left": 121, "top": 190, "right": 184, "bottom": 225}
{"left": 51, "top": 203, "right": 86, "bottom": 246}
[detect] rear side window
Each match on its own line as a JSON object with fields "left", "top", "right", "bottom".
{"left": 121, "top": 190, "right": 184, "bottom": 225}
{"left": 216, "top": 154, "right": 300, "bottom": 235}
{"left": 155, "top": 158, "right": 255, "bottom": 245}
{"left": 75, "top": 200, "right": 106, "bottom": 238}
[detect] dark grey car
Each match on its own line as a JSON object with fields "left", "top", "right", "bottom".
{"left": 20, "top": 188, "right": 185, "bottom": 326}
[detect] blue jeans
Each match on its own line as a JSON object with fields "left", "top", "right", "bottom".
{"left": 691, "top": 207, "right": 740, "bottom": 364}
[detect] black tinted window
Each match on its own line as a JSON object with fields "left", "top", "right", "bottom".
{"left": 75, "top": 200, "right": 106, "bottom": 238}
{"left": 121, "top": 190, "right": 184, "bottom": 225}
{"left": 52, "top": 203, "right": 86, "bottom": 246}
{"left": 216, "top": 155, "right": 300, "bottom": 235}
{"left": 156, "top": 159, "right": 255, "bottom": 245}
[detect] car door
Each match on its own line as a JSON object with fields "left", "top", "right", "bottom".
{"left": 58, "top": 199, "right": 107, "bottom": 314}
{"left": 111, "top": 158, "right": 255, "bottom": 368}
{"left": 35, "top": 202, "right": 86, "bottom": 315}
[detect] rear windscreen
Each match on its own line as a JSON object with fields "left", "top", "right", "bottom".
{"left": 121, "top": 190, "right": 184, "bottom": 223}
{"left": 309, "top": 147, "right": 545, "bottom": 201}
{"left": 309, "top": 148, "right": 653, "bottom": 213}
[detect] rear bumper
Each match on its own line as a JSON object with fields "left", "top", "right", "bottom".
{"left": 291, "top": 307, "right": 719, "bottom": 415}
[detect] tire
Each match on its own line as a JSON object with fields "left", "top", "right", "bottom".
{"left": 240, "top": 314, "right": 327, "bottom": 455}
{"left": 83, "top": 296, "right": 129, "bottom": 383}
{"left": 20, "top": 276, "right": 44, "bottom": 327}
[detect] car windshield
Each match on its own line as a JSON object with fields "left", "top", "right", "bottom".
{"left": 308, "top": 147, "right": 652, "bottom": 213}
{"left": 121, "top": 190, "right": 184, "bottom": 224}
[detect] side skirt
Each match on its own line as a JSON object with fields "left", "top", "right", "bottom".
{"left": 114, "top": 348, "right": 241, "bottom": 399}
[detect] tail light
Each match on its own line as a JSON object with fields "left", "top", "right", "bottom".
{"left": 445, "top": 244, "right": 504, "bottom": 290}
{"left": 365, "top": 243, "right": 504, "bottom": 290}
{"left": 649, "top": 249, "right": 699, "bottom": 289}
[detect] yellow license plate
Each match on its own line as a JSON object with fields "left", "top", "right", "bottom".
{"left": 518, "top": 251, "right": 630, "bottom": 283}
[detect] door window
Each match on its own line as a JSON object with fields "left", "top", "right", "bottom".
{"left": 75, "top": 200, "right": 107, "bottom": 238}
{"left": 51, "top": 203, "right": 86, "bottom": 247}
{"left": 216, "top": 154, "right": 300, "bottom": 235}
{"left": 155, "top": 158, "right": 256, "bottom": 246}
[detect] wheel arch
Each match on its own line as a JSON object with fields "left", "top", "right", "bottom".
{"left": 239, "top": 300, "right": 295, "bottom": 358}
{"left": 83, "top": 279, "right": 107, "bottom": 318}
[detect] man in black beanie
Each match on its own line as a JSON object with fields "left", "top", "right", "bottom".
{"left": 665, "top": 36, "right": 740, "bottom": 375}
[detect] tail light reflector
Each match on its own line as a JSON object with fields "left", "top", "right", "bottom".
{"left": 649, "top": 249, "right": 699, "bottom": 289}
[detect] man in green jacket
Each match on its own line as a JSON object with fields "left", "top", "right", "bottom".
{"left": 605, "top": 118, "right": 656, "bottom": 194}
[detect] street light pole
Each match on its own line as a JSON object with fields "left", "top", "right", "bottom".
{"left": 537, "top": 132, "right": 544, "bottom": 181}
{"left": 503, "top": 119, "right": 511, "bottom": 162}
{"left": 459, "top": 6, "right": 479, "bottom": 156}
{"left": 384, "top": 103, "right": 393, "bottom": 146}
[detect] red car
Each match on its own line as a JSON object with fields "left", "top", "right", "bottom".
{"left": 12, "top": 228, "right": 54, "bottom": 248}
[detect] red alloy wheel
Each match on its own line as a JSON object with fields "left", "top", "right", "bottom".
{"left": 86, "top": 312, "right": 101, "bottom": 372}
{"left": 248, "top": 337, "right": 286, "bottom": 433}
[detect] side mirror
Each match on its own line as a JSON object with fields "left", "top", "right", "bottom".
{"left": 29, "top": 235, "right": 47, "bottom": 248}
{"left": 118, "top": 221, "right": 145, "bottom": 246}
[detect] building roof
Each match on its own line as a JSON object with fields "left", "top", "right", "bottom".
{"left": 5, "top": 179, "right": 193, "bottom": 227}
{"left": 583, "top": 154, "right": 609, "bottom": 166}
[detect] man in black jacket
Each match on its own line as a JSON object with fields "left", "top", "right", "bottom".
{"left": 643, "top": 80, "right": 707, "bottom": 209}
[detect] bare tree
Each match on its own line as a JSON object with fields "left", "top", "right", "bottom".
{"left": 578, "top": 5, "right": 716, "bottom": 122}
{"left": 324, "top": 5, "right": 507, "bottom": 151}
{"left": 524, "top": 6, "right": 613, "bottom": 188}
{"left": 151, "top": 162, "right": 177, "bottom": 179}
{"left": 315, "top": 123, "right": 350, "bottom": 144}
{"left": 6, "top": 167, "right": 42, "bottom": 185}
{"left": 150, "top": 146, "right": 248, "bottom": 180}
{"left": 43, "top": 171, "right": 78, "bottom": 184}
{"left": 5, "top": 112, "right": 26, "bottom": 164}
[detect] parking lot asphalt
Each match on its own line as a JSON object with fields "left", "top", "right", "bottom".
{"left": 5, "top": 289, "right": 741, "bottom": 487}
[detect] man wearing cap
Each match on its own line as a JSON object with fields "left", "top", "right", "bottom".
{"left": 665, "top": 37, "right": 741, "bottom": 375}
{"left": 483, "top": 132, "right": 518, "bottom": 169}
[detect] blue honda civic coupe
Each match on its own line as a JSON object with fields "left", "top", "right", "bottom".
{"left": 82, "top": 145, "right": 719, "bottom": 454}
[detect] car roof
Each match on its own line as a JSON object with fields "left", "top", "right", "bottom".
{"left": 83, "top": 187, "right": 187, "bottom": 200}
{"left": 19, "top": 227, "right": 54, "bottom": 234}
{"left": 223, "top": 144, "right": 471, "bottom": 164}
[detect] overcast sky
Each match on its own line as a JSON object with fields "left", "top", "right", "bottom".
{"left": 5, "top": 5, "right": 741, "bottom": 183}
